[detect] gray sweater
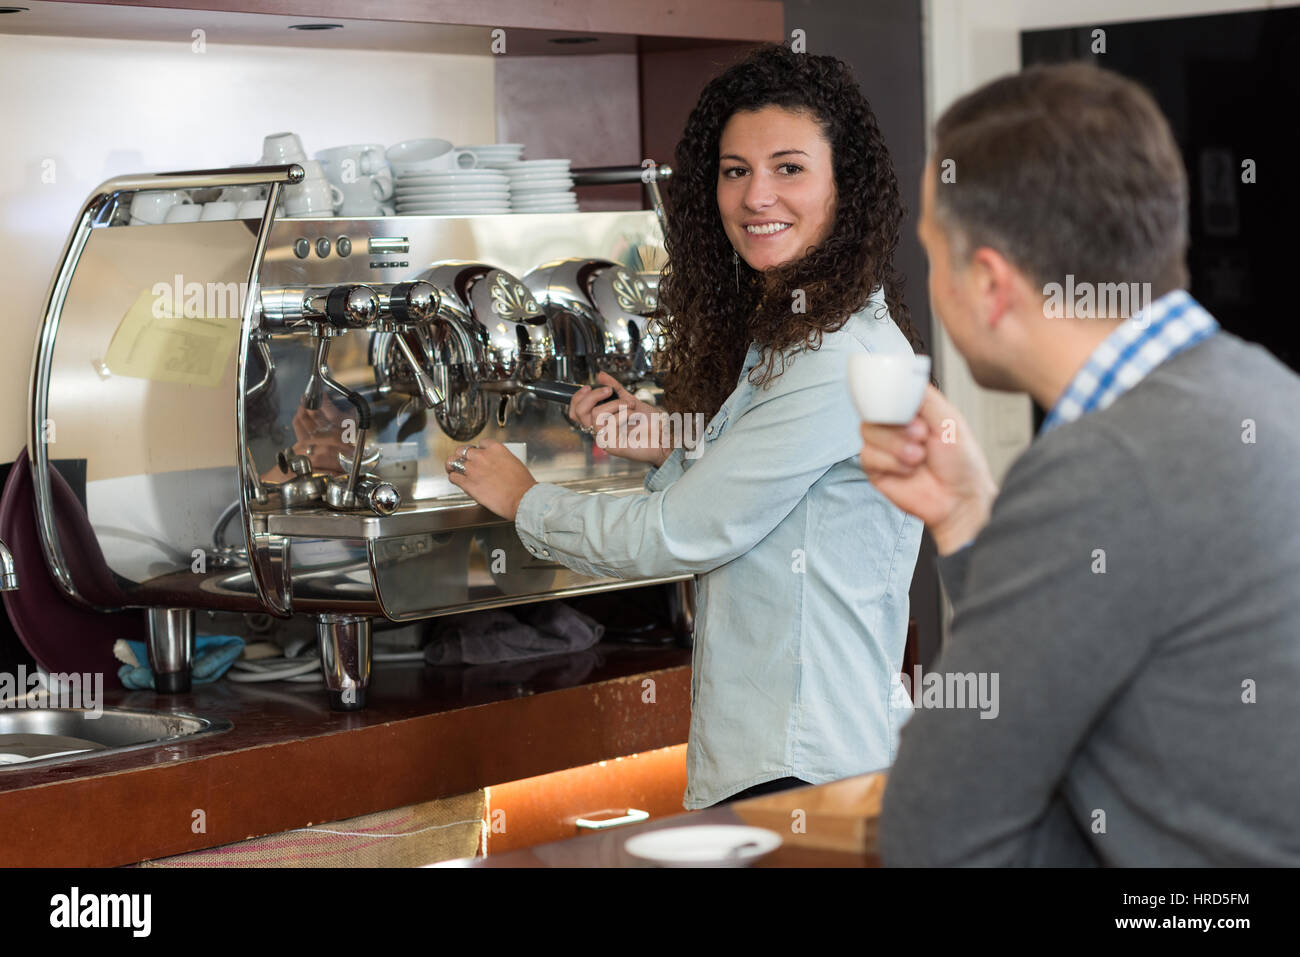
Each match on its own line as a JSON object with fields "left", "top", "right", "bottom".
{"left": 879, "top": 332, "right": 1300, "bottom": 866}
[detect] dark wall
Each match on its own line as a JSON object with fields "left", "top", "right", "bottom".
{"left": 1023, "top": 9, "right": 1300, "bottom": 375}
{"left": 784, "top": 0, "right": 941, "bottom": 666}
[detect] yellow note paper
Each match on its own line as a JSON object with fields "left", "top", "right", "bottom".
{"left": 103, "top": 287, "right": 241, "bottom": 387}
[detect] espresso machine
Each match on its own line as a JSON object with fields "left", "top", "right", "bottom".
{"left": 28, "top": 162, "right": 689, "bottom": 709}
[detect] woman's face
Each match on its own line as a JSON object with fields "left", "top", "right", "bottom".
{"left": 717, "top": 105, "right": 837, "bottom": 273}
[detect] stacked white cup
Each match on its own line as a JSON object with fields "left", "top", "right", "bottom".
{"left": 262, "top": 133, "right": 342, "bottom": 218}
{"left": 129, "top": 190, "right": 194, "bottom": 225}
{"left": 282, "top": 160, "right": 343, "bottom": 217}
{"left": 316, "top": 144, "right": 395, "bottom": 217}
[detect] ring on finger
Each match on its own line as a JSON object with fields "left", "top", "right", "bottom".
{"left": 448, "top": 458, "right": 467, "bottom": 475}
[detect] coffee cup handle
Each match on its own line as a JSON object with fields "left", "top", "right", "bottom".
{"left": 176, "top": 192, "right": 194, "bottom": 205}
{"left": 361, "top": 148, "right": 384, "bottom": 177}
{"left": 329, "top": 184, "right": 344, "bottom": 211}
{"left": 370, "top": 171, "right": 395, "bottom": 202}
{"left": 453, "top": 148, "right": 478, "bottom": 170}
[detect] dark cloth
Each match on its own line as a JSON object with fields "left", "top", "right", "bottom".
{"left": 716, "top": 777, "right": 812, "bottom": 805}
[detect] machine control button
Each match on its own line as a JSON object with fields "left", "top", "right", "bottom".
{"left": 336, "top": 236, "right": 352, "bottom": 258}
{"left": 315, "top": 237, "right": 331, "bottom": 258}
{"left": 293, "top": 237, "right": 311, "bottom": 259}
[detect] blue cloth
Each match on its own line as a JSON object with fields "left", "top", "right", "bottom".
{"left": 117, "top": 635, "right": 245, "bottom": 690}
{"left": 515, "top": 290, "right": 923, "bottom": 809}
{"left": 1040, "top": 289, "right": 1219, "bottom": 435}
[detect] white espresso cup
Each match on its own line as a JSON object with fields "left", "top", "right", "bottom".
{"left": 283, "top": 180, "right": 343, "bottom": 217}
{"left": 293, "top": 159, "right": 332, "bottom": 184}
{"left": 237, "top": 199, "right": 268, "bottom": 219}
{"left": 130, "top": 190, "right": 193, "bottom": 224}
{"left": 261, "top": 131, "right": 307, "bottom": 165}
{"left": 336, "top": 173, "right": 395, "bottom": 215}
{"left": 282, "top": 160, "right": 343, "bottom": 216}
{"left": 200, "top": 201, "right": 237, "bottom": 221}
{"left": 163, "top": 203, "right": 203, "bottom": 223}
{"left": 847, "top": 353, "right": 932, "bottom": 425}
{"left": 219, "top": 184, "right": 267, "bottom": 203}
{"left": 317, "top": 144, "right": 388, "bottom": 180}
{"left": 337, "top": 196, "right": 384, "bottom": 217}
{"left": 386, "top": 139, "right": 477, "bottom": 176}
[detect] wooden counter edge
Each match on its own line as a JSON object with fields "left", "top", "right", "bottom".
{"left": 0, "top": 664, "right": 691, "bottom": 867}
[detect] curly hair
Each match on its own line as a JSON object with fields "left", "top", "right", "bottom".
{"left": 656, "top": 43, "right": 922, "bottom": 419}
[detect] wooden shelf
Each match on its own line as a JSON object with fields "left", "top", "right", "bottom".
{"left": 1, "top": 0, "right": 783, "bottom": 53}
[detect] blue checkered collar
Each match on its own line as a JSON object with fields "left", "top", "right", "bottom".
{"left": 1039, "top": 289, "right": 1219, "bottom": 435}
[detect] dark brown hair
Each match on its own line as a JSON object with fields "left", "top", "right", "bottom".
{"left": 656, "top": 43, "right": 921, "bottom": 419}
{"left": 932, "top": 62, "right": 1189, "bottom": 296}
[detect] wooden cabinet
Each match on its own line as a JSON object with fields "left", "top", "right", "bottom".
{"left": 486, "top": 744, "right": 690, "bottom": 854}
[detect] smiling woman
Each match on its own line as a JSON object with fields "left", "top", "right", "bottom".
{"left": 657, "top": 43, "right": 924, "bottom": 421}
{"left": 448, "top": 43, "right": 925, "bottom": 811}
{"left": 717, "top": 107, "right": 838, "bottom": 273}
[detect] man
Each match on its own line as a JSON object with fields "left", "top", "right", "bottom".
{"left": 864, "top": 63, "right": 1300, "bottom": 865}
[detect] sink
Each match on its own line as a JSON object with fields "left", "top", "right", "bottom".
{"left": 0, "top": 708, "right": 232, "bottom": 771}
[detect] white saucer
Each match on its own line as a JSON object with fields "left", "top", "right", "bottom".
{"left": 500, "top": 160, "right": 570, "bottom": 170}
{"left": 509, "top": 180, "right": 576, "bottom": 192}
{"left": 397, "top": 204, "right": 510, "bottom": 212}
{"left": 623, "top": 825, "right": 782, "bottom": 867}
{"left": 396, "top": 189, "right": 510, "bottom": 200}
{"left": 396, "top": 173, "right": 508, "bottom": 186}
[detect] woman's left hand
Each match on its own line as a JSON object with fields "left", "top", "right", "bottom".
{"left": 445, "top": 439, "right": 538, "bottom": 521}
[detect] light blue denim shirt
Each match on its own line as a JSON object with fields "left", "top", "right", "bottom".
{"left": 514, "top": 292, "right": 923, "bottom": 809}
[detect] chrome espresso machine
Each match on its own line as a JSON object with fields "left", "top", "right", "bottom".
{"left": 29, "top": 163, "right": 691, "bottom": 709}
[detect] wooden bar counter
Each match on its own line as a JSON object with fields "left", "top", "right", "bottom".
{"left": 0, "top": 643, "right": 690, "bottom": 867}
{"left": 457, "top": 773, "right": 887, "bottom": 867}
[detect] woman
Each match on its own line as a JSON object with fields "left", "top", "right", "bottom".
{"left": 446, "top": 44, "right": 925, "bottom": 809}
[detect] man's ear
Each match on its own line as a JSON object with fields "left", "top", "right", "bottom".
{"left": 968, "top": 246, "right": 1018, "bottom": 331}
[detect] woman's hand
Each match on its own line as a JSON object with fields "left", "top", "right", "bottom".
{"left": 568, "top": 372, "right": 672, "bottom": 467}
{"left": 858, "top": 384, "right": 999, "bottom": 555}
{"left": 445, "top": 439, "right": 538, "bottom": 521}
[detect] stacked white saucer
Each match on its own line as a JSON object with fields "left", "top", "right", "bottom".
{"left": 393, "top": 169, "right": 511, "bottom": 215}
{"left": 459, "top": 143, "right": 525, "bottom": 168}
{"left": 503, "top": 160, "right": 577, "bottom": 213}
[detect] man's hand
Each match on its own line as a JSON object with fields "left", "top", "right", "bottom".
{"left": 858, "top": 384, "right": 999, "bottom": 554}
{"left": 445, "top": 439, "right": 538, "bottom": 521}
{"left": 568, "top": 372, "right": 672, "bottom": 467}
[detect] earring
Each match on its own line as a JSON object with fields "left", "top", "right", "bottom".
{"left": 733, "top": 249, "right": 739, "bottom": 292}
